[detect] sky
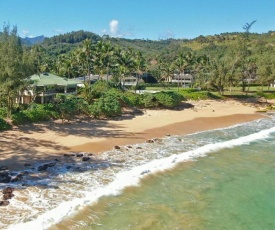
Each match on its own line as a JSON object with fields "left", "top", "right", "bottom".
{"left": 0, "top": 0, "right": 274, "bottom": 40}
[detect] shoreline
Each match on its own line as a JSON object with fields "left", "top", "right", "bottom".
{"left": 0, "top": 99, "right": 268, "bottom": 171}
{"left": 70, "top": 113, "right": 264, "bottom": 154}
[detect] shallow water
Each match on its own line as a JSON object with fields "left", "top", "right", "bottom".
{"left": 1, "top": 114, "right": 275, "bottom": 230}
{"left": 52, "top": 125, "right": 275, "bottom": 230}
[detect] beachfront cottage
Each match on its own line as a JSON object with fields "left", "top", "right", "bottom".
{"left": 20, "top": 73, "right": 83, "bottom": 104}
{"left": 172, "top": 73, "right": 194, "bottom": 87}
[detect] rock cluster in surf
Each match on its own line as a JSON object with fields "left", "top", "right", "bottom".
{"left": 0, "top": 187, "right": 15, "bottom": 206}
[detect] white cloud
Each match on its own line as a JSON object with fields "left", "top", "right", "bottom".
{"left": 22, "top": 29, "right": 29, "bottom": 35}
{"left": 110, "top": 20, "right": 119, "bottom": 36}
{"left": 100, "top": 20, "right": 133, "bottom": 38}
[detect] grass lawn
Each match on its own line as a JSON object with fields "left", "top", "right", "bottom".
{"left": 145, "top": 86, "right": 275, "bottom": 100}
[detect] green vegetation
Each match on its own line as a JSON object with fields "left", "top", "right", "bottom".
{"left": 89, "top": 94, "right": 122, "bottom": 118}
{"left": 0, "top": 22, "right": 274, "bottom": 129}
{"left": 0, "top": 117, "right": 11, "bottom": 131}
{"left": 11, "top": 104, "right": 53, "bottom": 125}
{"left": 142, "top": 91, "right": 184, "bottom": 108}
{"left": 0, "top": 25, "right": 34, "bottom": 117}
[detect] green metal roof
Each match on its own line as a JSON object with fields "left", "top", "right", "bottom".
{"left": 30, "top": 73, "right": 82, "bottom": 87}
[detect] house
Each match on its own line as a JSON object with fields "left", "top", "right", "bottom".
{"left": 74, "top": 74, "right": 115, "bottom": 84}
{"left": 21, "top": 73, "right": 83, "bottom": 104}
{"left": 121, "top": 75, "right": 145, "bottom": 86}
{"left": 172, "top": 73, "right": 194, "bottom": 87}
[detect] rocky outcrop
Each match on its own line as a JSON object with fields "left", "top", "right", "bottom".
{"left": 11, "top": 173, "right": 23, "bottom": 182}
{"left": 0, "top": 171, "right": 11, "bottom": 183}
{"left": 3, "top": 187, "right": 14, "bottom": 194}
{"left": 0, "top": 200, "right": 10, "bottom": 206}
{"left": 146, "top": 139, "right": 154, "bottom": 143}
{"left": 63, "top": 153, "right": 76, "bottom": 157}
{"left": 37, "top": 162, "right": 56, "bottom": 171}
{"left": 114, "top": 145, "right": 121, "bottom": 150}
{"left": 82, "top": 157, "right": 91, "bottom": 162}
{"left": 1, "top": 187, "right": 15, "bottom": 206}
{"left": 0, "top": 166, "right": 8, "bottom": 171}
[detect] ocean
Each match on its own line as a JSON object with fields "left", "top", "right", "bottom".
{"left": 1, "top": 113, "right": 275, "bottom": 230}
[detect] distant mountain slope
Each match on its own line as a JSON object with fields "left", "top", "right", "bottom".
{"left": 43, "top": 30, "right": 101, "bottom": 45}
{"left": 21, "top": 35, "right": 45, "bottom": 45}
{"left": 18, "top": 29, "right": 274, "bottom": 65}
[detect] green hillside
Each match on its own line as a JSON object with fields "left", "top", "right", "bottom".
{"left": 38, "top": 30, "right": 275, "bottom": 65}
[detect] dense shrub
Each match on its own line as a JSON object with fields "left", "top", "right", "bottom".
{"left": 256, "top": 92, "right": 275, "bottom": 99}
{"left": 0, "top": 117, "right": 11, "bottom": 131}
{"left": 142, "top": 91, "right": 184, "bottom": 108}
{"left": 155, "top": 91, "right": 184, "bottom": 108}
{"left": 25, "top": 104, "right": 53, "bottom": 122}
{"left": 0, "top": 107, "right": 7, "bottom": 118}
{"left": 178, "top": 89, "right": 220, "bottom": 100}
{"left": 102, "top": 88, "right": 145, "bottom": 108}
{"left": 89, "top": 94, "right": 122, "bottom": 118}
{"left": 90, "top": 80, "right": 113, "bottom": 99}
{"left": 55, "top": 94, "right": 90, "bottom": 116}
{"left": 123, "top": 91, "right": 143, "bottom": 107}
{"left": 11, "top": 111, "right": 29, "bottom": 125}
{"left": 11, "top": 104, "right": 52, "bottom": 125}
{"left": 142, "top": 93, "right": 159, "bottom": 108}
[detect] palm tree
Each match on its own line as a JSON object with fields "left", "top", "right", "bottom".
{"left": 81, "top": 38, "right": 94, "bottom": 85}
{"left": 158, "top": 59, "right": 174, "bottom": 87}
{"left": 173, "top": 52, "right": 188, "bottom": 91}
{"left": 74, "top": 48, "right": 86, "bottom": 79}
{"left": 101, "top": 41, "right": 114, "bottom": 81}
{"left": 193, "top": 54, "right": 210, "bottom": 89}
{"left": 209, "top": 57, "right": 229, "bottom": 95}
{"left": 115, "top": 47, "right": 135, "bottom": 88}
{"left": 133, "top": 51, "right": 146, "bottom": 92}
{"left": 93, "top": 40, "right": 106, "bottom": 80}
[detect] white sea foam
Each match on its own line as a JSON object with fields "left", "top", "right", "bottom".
{"left": 7, "top": 125, "right": 275, "bottom": 230}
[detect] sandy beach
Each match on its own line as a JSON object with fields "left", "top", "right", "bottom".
{"left": 0, "top": 99, "right": 269, "bottom": 170}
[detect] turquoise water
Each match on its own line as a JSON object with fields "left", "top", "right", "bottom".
{"left": 3, "top": 114, "right": 275, "bottom": 230}
{"left": 50, "top": 114, "right": 275, "bottom": 230}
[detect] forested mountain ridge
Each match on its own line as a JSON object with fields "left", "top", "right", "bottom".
{"left": 34, "top": 30, "right": 275, "bottom": 61}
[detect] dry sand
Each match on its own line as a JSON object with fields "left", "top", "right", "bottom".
{"left": 0, "top": 99, "right": 269, "bottom": 170}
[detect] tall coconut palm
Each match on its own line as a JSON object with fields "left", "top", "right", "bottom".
{"left": 158, "top": 59, "right": 174, "bottom": 87}
{"left": 133, "top": 51, "right": 146, "bottom": 92}
{"left": 173, "top": 52, "right": 188, "bottom": 91}
{"left": 194, "top": 54, "right": 210, "bottom": 89}
{"left": 93, "top": 40, "right": 106, "bottom": 80}
{"left": 81, "top": 38, "right": 94, "bottom": 85}
{"left": 101, "top": 41, "right": 114, "bottom": 81}
{"left": 115, "top": 47, "right": 135, "bottom": 88}
{"left": 74, "top": 48, "right": 86, "bottom": 79}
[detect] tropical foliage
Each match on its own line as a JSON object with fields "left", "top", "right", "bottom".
{"left": 0, "top": 22, "right": 275, "bottom": 128}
